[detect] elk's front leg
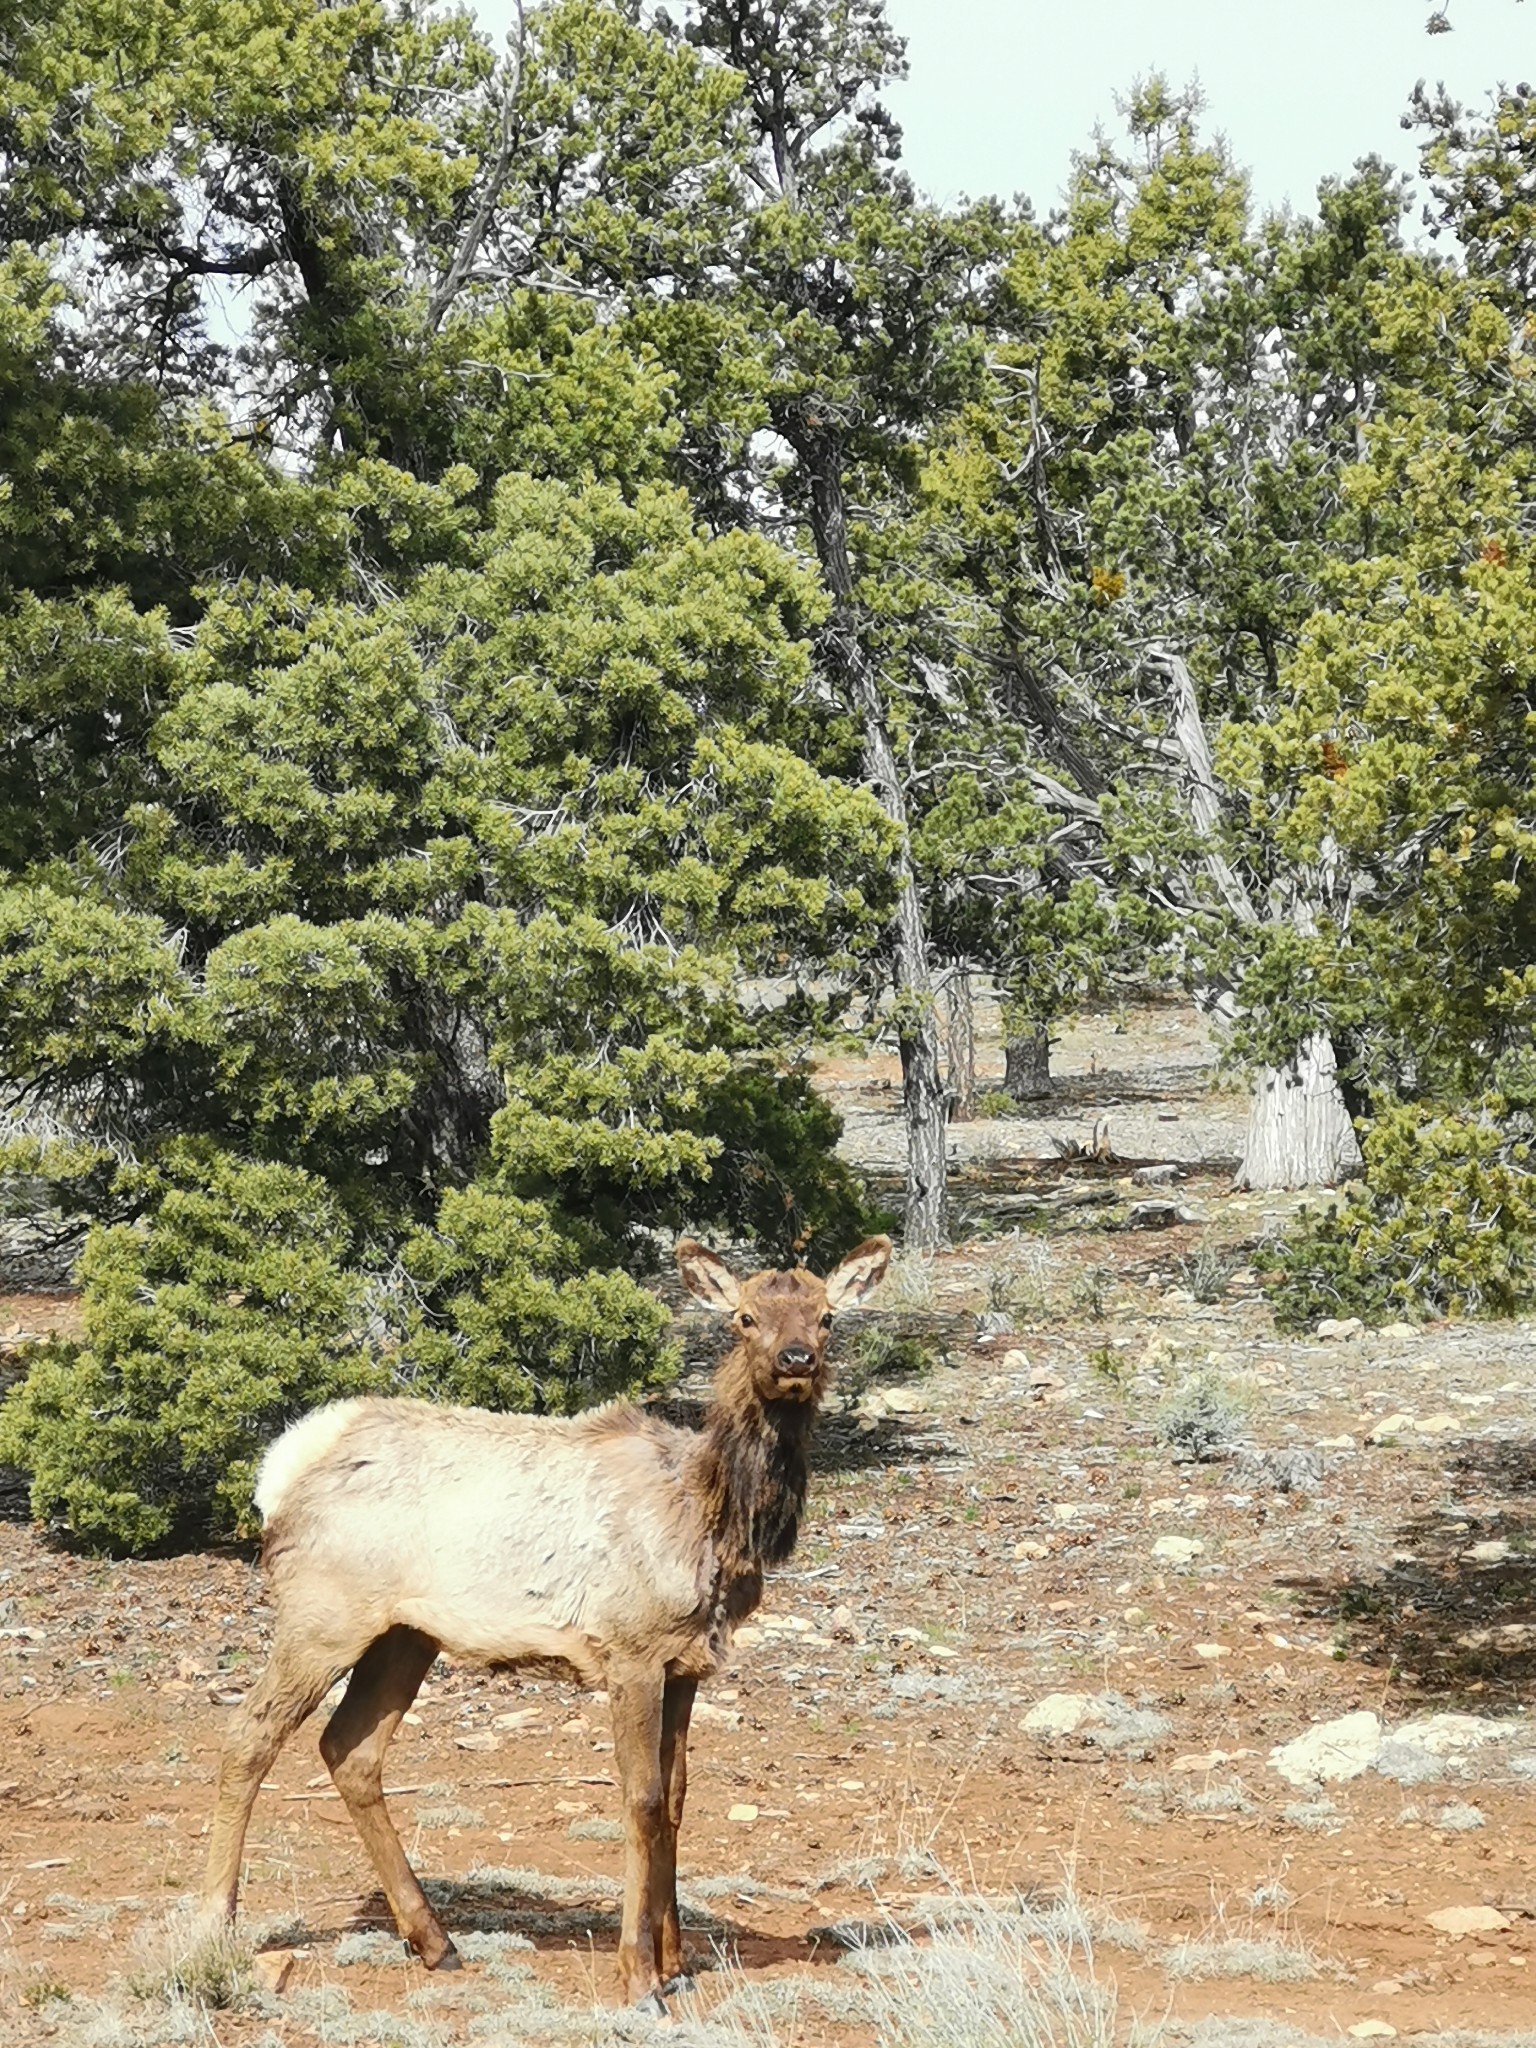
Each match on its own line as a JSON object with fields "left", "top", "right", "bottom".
{"left": 656, "top": 1675, "right": 697, "bottom": 1991}
{"left": 608, "top": 1661, "right": 668, "bottom": 2010}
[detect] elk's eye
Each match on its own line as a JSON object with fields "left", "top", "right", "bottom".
{"left": 820, "top": 1313, "right": 834, "bottom": 1329}
{"left": 739, "top": 1313, "right": 755, "bottom": 1329}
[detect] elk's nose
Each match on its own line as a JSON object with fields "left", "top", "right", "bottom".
{"left": 777, "top": 1345, "right": 814, "bottom": 1372}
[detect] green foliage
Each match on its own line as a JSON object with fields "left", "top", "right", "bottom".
{"left": 0, "top": 1145, "right": 383, "bottom": 1550}
{"left": 1156, "top": 1369, "right": 1247, "bottom": 1462}
{"left": 1260, "top": 1100, "right": 1536, "bottom": 1329}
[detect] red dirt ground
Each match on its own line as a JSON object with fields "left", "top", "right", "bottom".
{"left": 4, "top": 1004, "right": 1536, "bottom": 2045}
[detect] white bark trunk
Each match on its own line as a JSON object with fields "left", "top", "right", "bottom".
{"left": 1003, "top": 1022, "right": 1051, "bottom": 1101}
{"left": 1235, "top": 1031, "right": 1363, "bottom": 1190}
{"left": 801, "top": 430, "right": 947, "bottom": 1250}
{"left": 943, "top": 966, "right": 977, "bottom": 1123}
{"left": 1149, "top": 648, "right": 1360, "bottom": 1190}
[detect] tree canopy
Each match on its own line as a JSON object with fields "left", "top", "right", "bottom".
{"left": 4, "top": 0, "right": 1535, "bottom": 1546}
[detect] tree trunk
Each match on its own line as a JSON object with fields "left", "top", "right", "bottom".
{"left": 1235, "top": 1032, "right": 1363, "bottom": 1190}
{"left": 1148, "top": 647, "right": 1361, "bottom": 1189}
{"left": 1003, "top": 1021, "right": 1051, "bottom": 1102}
{"left": 796, "top": 423, "right": 947, "bottom": 1249}
{"left": 943, "top": 964, "right": 976, "bottom": 1122}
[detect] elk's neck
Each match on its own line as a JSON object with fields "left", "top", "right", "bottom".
{"left": 692, "top": 1349, "right": 817, "bottom": 1597}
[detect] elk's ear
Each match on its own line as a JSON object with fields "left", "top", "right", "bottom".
{"left": 676, "top": 1238, "right": 742, "bottom": 1313}
{"left": 824, "top": 1235, "right": 893, "bottom": 1310}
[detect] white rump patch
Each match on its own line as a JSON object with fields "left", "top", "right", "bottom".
{"left": 254, "top": 1399, "right": 370, "bottom": 1522}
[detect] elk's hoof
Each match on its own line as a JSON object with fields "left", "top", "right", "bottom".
{"left": 634, "top": 1988, "right": 670, "bottom": 2018}
{"left": 422, "top": 1941, "right": 462, "bottom": 1972}
{"left": 661, "top": 1973, "right": 697, "bottom": 1998}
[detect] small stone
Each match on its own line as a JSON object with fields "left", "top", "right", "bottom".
{"left": 880, "top": 1387, "right": 929, "bottom": 1415}
{"left": 1052, "top": 1501, "right": 1085, "bottom": 1522}
{"left": 1269, "top": 1711, "right": 1382, "bottom": 1786}
{"left": 454, "top": 1731, "right": 499, "bottom": 1752}
{"left": 1368, "top": 1413, "right": 1413, "bottom": 1443}
{"left": 1347, "top": 2024, "right": 1396, "bottom": 2040}
{"left": 1371, "top": 1978, "right": 1403, "bottom": 1995}
{"left": 1131, "top": 1163, "right": 1182, "bottom": 1187}
{"left": 1317, "top": 1317, "right": 1365, "bottom": 1340}
{"left": 1414, "top": 1412, "right": 1457, "bottom": 1435}
{"left": 727, "top": 1803, "right": 759, "bottom": 1824}
{"left": 1001, "top": 1349, "right": 1031, "bottom": 1372}
{"left": 691, "top": 1701, "right": 741, "bottom": 1727}
{"left": 1193, "top": 1643, "right": 1231, "bottom": 1660}
{"left": 829, "top": 1604, "right": 858, "bottom": 1640}
{"left": 1426, "top": 1904, "right": 1511, "bottom": 1935}
{"left": 1379, "top": 1322, "right": 1418, "bottom": 1340}
{"left": 1467, "top": 1539, "right": 1511, "bottom": 1563}
{"left": 732, "top": 1625, "right": 764, "bottom": 1646}
{"left": 557, "top": 1716, "right": 589, "bottom": 1738}
{"left": 975, "top": 1310, "right": 1013, "bottom": 1343}
{"left": 1122, "top": 1607, "right": 1149, "bottom": 1626}
{"left": 1022, "top": 1692, "right": 1097, "bottom": 1736}
{"left": 1151, "top": 1536, "right": 1204, "bottom": 1565}
{"left": 492, "top": 1707, "right": 543, "bottom": 1731}
{"left": 1012, "top": 1539, "right": 1050, "bottom": 1561}
{"left": 253, "top": 1950, "right": 298, "bottom": 1995}
{"left": 1392, "top": 1712, "right": 1519, "bottom": 1756}
{"left": 1317, "top": 1434, "right": 1357, "bottom": 1450}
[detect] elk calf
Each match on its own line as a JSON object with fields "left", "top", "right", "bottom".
{"left": 200, "top": 1235, "right": 890, "bottom": 2010}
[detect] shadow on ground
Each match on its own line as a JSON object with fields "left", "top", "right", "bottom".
{"left": 1284, "top": 1438, "right": 1536, "bottom": 1706}
{"left": 331, "top": 1876, "right": 836, "bottom": 1977}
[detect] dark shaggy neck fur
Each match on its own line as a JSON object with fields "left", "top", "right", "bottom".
{"left": 690, "top": 1347, "right": 820, "bottom": 1611}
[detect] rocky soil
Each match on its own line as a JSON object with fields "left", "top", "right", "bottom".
{"left": 4, "top": 1000, "right": 1536, "bottom": 2048}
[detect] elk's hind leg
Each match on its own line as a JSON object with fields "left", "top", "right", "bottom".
{"left": 202, "top": 1636, "right": 353, "bottom": 1930}
{"left": 318, "top": 1626, "right": 453, "bottom": 1969}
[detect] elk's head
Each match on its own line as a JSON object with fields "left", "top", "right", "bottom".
{"left": 677, "top": 1237, "right": 892, "bottom": 1405}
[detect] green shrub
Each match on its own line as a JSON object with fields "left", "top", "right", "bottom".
{"left": 1260, "top": 1098, "right": 1536, "bottom": 1329}
{"left": 1156, "top": 1369, "right": 1247, "bottom": 1461}
{"left": 0, "top": 1143, "right": 386, "bottom": 1550}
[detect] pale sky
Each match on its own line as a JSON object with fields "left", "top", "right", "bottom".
{"left": 471, "top": 0, "right": 1532, "bottom": 223}
{"left": 882, "top": 0, "right": 1531, "bottom": 218}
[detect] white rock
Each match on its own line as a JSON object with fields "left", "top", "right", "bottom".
{"left": 1022, "top": 1693, "right": 1098, "bottom": 1736}
{"left": 692, "top": 1701, "right": 741, "bottom": 1727}
{"left": 1269, "top": 1711, "right": 1382, "bottom": 1786}
{"left": 1379, "top": 1322, "right": 1419, "bottom": 1340}
{"left": 253, "top": 1951, "right": 298, "bottom": 1996}
{"left": 1193, "top": 1643, "right": 1231, "bottom": 1660}
{"left": 1317, "top": 1317, "right": 1365, "bottom": 1340}
{"left": 1347, "top": 2024, "right": 1397, "bottom": 2040}
{"left": 1152, "top": 1535, "right": 1204, "bottom": 1565}
{"left": 1414, "top": 1412, "right": 1457, "bottom": 1435}
{"left": 1317, "top": 1434, "right": 1357, "bottom": 1450}
{"left": 881, "top": 1386, "right": 929, "bottom": 1414}
{"left": 1391, "top": 1712, "right": 1519, "bottom": 1757}
{"left": 1425, "top": 1904, "right": 1511, "bottom": 1935}
{"left": 1012, "top": 1538, "right": 1049, "bottom": 1561}
{"left": 1001, "top": 1349, "right": 1031, "bottom": 1372}
{"left": 1466, "top": 1539, "right": 1511, "bottom": 1564}
{"left": 727, "top": 1803, "right": 759, "bottom": 1824}
{"left": 1368, "top": 1413, "right": 1413, "bottom": 1443}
